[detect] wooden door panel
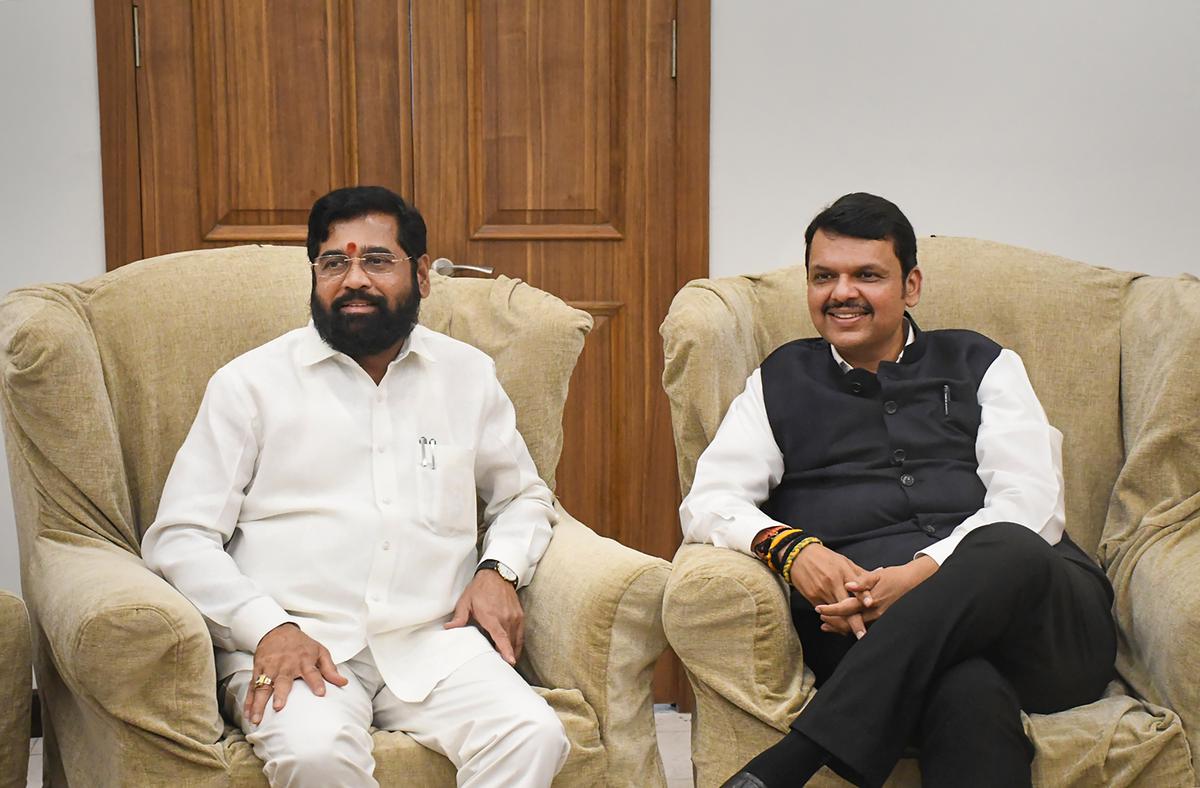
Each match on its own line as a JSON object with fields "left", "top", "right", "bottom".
{"left": 193, "top": 0, "right": 355, "bottom": 242}
{"left": 132, "top": 0, "right": 413, "bottom": 256}
{"left": 469, "top": 0, "right": 620, "bottom": 239}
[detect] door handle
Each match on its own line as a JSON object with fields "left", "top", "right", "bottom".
{"left": 431, "top": 258, "right": 494, "bottom": 277}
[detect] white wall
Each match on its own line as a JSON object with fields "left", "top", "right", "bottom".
{"left": 711, "top": 0, "right": 1200, "bottom": 279}
{"left": 0, "top": 0, "right": 107, "bottom": 596}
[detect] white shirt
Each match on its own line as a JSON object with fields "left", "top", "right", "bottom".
{"left": 142, "top": 323, "right": 556, "bottom": 701}
{"left": 680, "top": 334, "right": 1066, "bottom": 566}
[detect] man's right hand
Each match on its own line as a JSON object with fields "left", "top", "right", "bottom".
{"left": 788, "top": 544, "right": 868, "bottom": 639}
{"left": 244, "top": 623, "right": 348, "bottom": 725}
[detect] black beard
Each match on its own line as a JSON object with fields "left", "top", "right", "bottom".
{"left": 311, "top": 275, "right": 422, "bottom": 359}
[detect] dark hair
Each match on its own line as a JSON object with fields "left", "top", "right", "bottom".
{"left": 804, "top": 192, "right": 918, "bottom": 276}
{"left": 306, "top": 186, "right": 427, "bottom": 262}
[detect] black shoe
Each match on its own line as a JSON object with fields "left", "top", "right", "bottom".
{"left": 720, "top": 772, "right": 770, "bottom": 788}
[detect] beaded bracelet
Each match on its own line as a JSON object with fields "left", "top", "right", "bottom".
{"left": 779, "top": 536, "right": 823, "bottom": 580}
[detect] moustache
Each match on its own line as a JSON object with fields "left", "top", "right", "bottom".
{"left": 332, "top": 290, "right": 388, "bottom": 311}
{"left": 824, "top": 300, "right": 873, "bottom": 314}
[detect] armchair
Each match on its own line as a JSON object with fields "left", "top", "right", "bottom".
{"left": 0, "top": 589, "right": 31, "bottom": 788}
{"left": 0, "top": 245, "right": 670, "bottom": 787}
{"left": 660, "top": 237, "right": 1198, "bottom": 786}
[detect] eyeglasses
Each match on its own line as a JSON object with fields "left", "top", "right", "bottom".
{"left": 311, "top": 252, "right": 414, "bottom": 279}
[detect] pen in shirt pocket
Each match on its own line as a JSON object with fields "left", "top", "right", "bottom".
{"left": 419, "top": 436, "right": 437, "bottom": 469}
{"left": 943, "top": 385, "right": 950, "bottom": 416}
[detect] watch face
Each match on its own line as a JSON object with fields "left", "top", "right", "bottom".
{"left": 497, "top": 563, "right": 517, "bottom": 583}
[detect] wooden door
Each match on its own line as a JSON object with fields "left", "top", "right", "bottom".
{"left": 95, "top": 0, "right": 709, "bottom": 704}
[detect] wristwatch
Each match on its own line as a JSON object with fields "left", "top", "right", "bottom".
{"left": 477, "top": 559, "right": 518, "bottom": 588}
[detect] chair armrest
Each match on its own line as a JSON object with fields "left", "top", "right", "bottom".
{"left": 520, "top": 502, "right": 670, "bottom": 785}
{"left": 27, "top": 535, "right": 224, "bottom": 748}
{"left": 664, "top": 543, "right": 812, "bottom": 727}
{"left": 1113, "top": 516, "right": 1200, "bottom": 770}
{"left": 0, "top": 589, "right": 31, "bottom": 788}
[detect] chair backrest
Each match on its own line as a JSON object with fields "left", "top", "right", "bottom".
{"left": 662, "top": 235, "right": 1145, "bottom": 558}
{"left": 0, "top": 245, "right": 591, "bottom": 553}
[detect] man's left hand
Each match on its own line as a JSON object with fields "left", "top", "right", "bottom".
{"left": 444, "top": 569, "right": 524, "bottom": 665}
{"left": 814, "top": 555, "right": 939, "bottom": 636}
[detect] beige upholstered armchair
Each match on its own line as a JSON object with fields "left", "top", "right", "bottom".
{"left": 0, "top": 589, "right": 31, "bottom": 788}
{"left": 0, "top": 246, "right": 670, "bottom": 787}
{"left": 660, "top": 237, "right": 1199, "bottom": 787}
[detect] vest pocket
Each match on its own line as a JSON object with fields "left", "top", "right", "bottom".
{"left": 416, "top": 444, "right": 478, "bottom": 535}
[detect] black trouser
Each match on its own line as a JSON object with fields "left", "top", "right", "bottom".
{"left": 789, "top": 522, "right": 1116, "bottom": 788}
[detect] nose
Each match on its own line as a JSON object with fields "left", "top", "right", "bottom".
{"left": 830, "top": 273, "right": 859, "bottom": 303}
{"left": 341, "top": 257, "right": 373, "bottom": 289}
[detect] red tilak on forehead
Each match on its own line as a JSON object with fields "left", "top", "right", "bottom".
{"left": 346, "top": 241, "right": 358, "bottom": 254}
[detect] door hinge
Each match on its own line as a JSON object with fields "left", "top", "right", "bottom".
{"left": 132, "top": 4, "right": 142, "bottom": 69}
{"left": 671, "top": 18, "right": 677, "bottom": 79}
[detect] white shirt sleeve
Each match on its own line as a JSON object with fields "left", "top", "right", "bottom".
{"left": 141, "top": 371, "right": 294, "bottom": 653}
{"left": 680, "top": 368, "right": 787, "bottom": 555}
{"left": 916, "top": 349, "right": 1066, "bottom": 565}
{"left": 475, "top": 365, "right": 557, "bottom": 587}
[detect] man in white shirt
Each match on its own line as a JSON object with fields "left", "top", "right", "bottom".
{"left": 142, "top": 186, "right": 569, "bottom": 788}
{"left": 687, "top": 194, "right": 1115, "bottom": 788}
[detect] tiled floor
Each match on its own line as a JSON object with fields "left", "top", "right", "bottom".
{"left": 25, "top": 711, "right": 694, "bottom": 786}
{"left": 25, "top": 736, "right": 39, "bottom": 787}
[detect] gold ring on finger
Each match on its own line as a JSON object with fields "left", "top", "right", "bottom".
{"left": 253, "top": 673, "right": 274, "bottom": 689}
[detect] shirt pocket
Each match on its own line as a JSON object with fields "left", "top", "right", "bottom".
{"left": 416, "top": 443, "right": 478, "bottom": 535}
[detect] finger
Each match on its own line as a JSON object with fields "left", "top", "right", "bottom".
{"left": 443, "top": 600, "right": 471, "bottom": 630}
{"left": 848, "top": 612, "right": 867, "bottom": 640}
{"left": 301, "top": 664, "right": 326, "bottom": 697}
{"left": 317, "top": 649, "right": 349, "bottom": 687}
{"left": 514, "top": 615, "right": 525, "bottom": 662}
{"left": 484, "top": 618, "right": 517, "bottom": 665}
{"left": 818, "top": 615, "right": 851, "bottom": 636}
{"left": 846, "top": 569, "right": 881, "bottom": 591}
{"left": 272, "top": 677, "right": 292, "bottom": 713}
{"left": 814, "top": 597, "right": 864, "bottom": 617}
{"left": 249, "top": 683, "right": 273, "bottom": 725}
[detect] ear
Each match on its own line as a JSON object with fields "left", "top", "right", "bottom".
{"left": 903, "top": 266, "right": 922, "bottom": 307}
{"left": 415, "top": 254, "right": 432, "bottom": 298}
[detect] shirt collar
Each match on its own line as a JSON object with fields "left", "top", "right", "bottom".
{"left": 296, "top": 321, "right": 438, "bottom": 368}
{"left": 830, "top": 317, "right": 915, "bottom": 373}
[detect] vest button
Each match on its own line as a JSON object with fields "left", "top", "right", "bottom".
{"left": 884, "top": 400, "right": 898, "bottom": 414}
{"left": 900, "top": 473, "right": 915, "bottom": 487}
{"left": 892, "top": 449, "right": 906, "bottom": 465}
{"left": 850, "top": 382, "right": 863, "bottom": 394}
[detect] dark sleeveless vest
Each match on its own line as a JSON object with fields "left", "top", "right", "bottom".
{"left": 760, "top": 315, "right": 1097, "bottom": 578}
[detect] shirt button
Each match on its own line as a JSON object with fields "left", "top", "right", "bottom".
{"left": 370, "top": 594, "right": 381, "bottom": 602}
{"left": 900, "top": 473, "right": 915, "bottom": 487}
{"left": 381, "top": 497, "right": 392, "bottom": 505}
{"left": 884, "top": 401, "right": 899, "bottom": 414}
{"left": 382, "top": 541, "right": 391, "bottom": 551}
{"left": 892, "top": 449, "right": 906, "bottom": 465}
{"left": 376, "top": 445, "right": 386, "bottom": 454}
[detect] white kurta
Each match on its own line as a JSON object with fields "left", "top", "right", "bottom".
{"left": 143, "top": 323, "right": 556, "bottom": 702}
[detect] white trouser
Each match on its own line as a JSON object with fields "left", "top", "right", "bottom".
{"left": 222, "top": 648, "right": 569, "bottom": 788}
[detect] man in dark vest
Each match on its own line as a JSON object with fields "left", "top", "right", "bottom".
{"left": 680, "top": 193, "right": 1115, "bottom": 788}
